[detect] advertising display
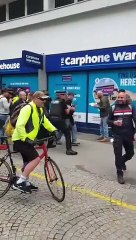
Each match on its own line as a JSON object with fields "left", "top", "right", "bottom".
{"left": 88, "top": 69, "right": 136, "bottom": 124}
{"left": 48, "top": 72, "right": 87, "bottom": 122}
{"left": 2, "top": 75, "right": 38, "bottom": 92}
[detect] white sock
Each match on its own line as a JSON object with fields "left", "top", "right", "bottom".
{"left": 17, "top": 175, "right": 27, "bottom": 184}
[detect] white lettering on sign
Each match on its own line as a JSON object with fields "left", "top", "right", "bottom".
{"left": 63, "top": 54, "right": 110, "bottom": 66}
{"left": 120, "top": 78, "right": 136, "bottom": 86}
{"left": 0, "top": 62, "right": 20, "bottom": 70}
{"left": 113, "top": 52, "right": 136, "bottom": 61}
{"left": 61, "top": 51, "right": 136, "bottom": 67}
{"left": 26, "top": 55, "right": 41, "bottom": 65}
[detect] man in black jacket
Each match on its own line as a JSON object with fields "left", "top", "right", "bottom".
{"left": 107, "top": 91, "right": 136, "bottom": 184}
{"left": 10, "top": 91, "right": 27, "bottom": 116}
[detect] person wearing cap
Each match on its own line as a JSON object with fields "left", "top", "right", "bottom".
{"left": 94, "top": 90, "right": 110, "bottom": 142}
{"left": 12, "top": 91, "right": 59, "bottom": 193}
{"left": 49, "top": 90, "right": 78, "bottom": 155}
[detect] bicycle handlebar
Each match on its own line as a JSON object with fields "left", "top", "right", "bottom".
{"left": 34, "top": 136, "right": 55, "bottom": 144}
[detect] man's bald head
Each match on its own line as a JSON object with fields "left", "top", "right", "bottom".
{"left": 97, "top": 90, "right": 103, "bottom": 99}
{"left": 19, "top": 91, "right": 26, "bottom": 101}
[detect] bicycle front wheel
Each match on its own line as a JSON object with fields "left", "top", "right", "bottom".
{"left": 44, "top": 158, "right": 65, "bottom": 202}
{"left": 0, "top": 160, "right": 12, "bottom": 198}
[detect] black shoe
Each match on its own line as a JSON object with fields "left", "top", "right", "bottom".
{"left": 97, "top": 136, "right": 104, "bottom": 141}
{"left": 47, "top": 144, "right": 56, "bottom": 148}
{"left": 72, "top": 143, "right": 79, "bottom": 146}
{"left": 13, "top": 182, "right": 32, "bottom": 193}
{"left": 122, "top": 163, "right": 127, "bottom": 171}
{"left": 117, "top": 174, "right": 125, "bottom": 184}
{"left": 66, "top": 150, "right": 78, "bottom": 155}
{"left": 28, "top": 183, "right": 38, "bottom": 191}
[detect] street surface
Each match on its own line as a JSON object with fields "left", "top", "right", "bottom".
{"left": 1, "top": 133, "right": 136, "bottom": 240}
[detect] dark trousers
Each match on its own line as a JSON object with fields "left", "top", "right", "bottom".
{"left": 49, "top": 117, "right": 72, "bottom": 151}
{"left": 113, "top": 135, "right": 134, "bottom": 174}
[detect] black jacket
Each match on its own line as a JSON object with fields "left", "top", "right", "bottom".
{"left": 10, "top": 99, "right": 25, "bottom": 116}
{"left": 107, "top": 103, "right": 136, "bottom": 137}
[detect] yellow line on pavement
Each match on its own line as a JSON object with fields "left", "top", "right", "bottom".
{"left": 17, "top": 168, "right": 136, "bottom": 211}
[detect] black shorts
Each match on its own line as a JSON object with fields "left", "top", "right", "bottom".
{"left": 13, "top": 140, "right": 39, "bottom": 164}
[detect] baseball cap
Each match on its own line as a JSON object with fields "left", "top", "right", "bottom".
{"left": 55, "top": 90, "right": 67, "bottom": 95}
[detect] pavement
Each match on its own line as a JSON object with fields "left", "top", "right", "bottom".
{"left": 1, "top": 133, "right": 136, "bottom": 240}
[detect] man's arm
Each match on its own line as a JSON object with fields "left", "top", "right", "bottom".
{"left": 43, "top": 115, "right": 57, "bottom": 132}
{"left": 107, "top": 107, "right": 114, "bottom": 126}
{"left": 2, "top": 98, "right": 10, "bottom": 110}
{"left": 132, "top": 106, "right": 136, "bottom": 133}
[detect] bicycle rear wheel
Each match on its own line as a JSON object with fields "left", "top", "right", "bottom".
{"left": 0, "top": 160, "right": 12, "bottom": 198}
{"left": 44, "top": 158, "right": 65, "bottom": 202}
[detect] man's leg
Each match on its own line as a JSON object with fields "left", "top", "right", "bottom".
{"left": 97, "top": 118, "right": 104, "bottom": 140}
{"left": 113, "top": 136, "right": 125, "bottom": 184}
{"left": 71, "top": 123, "right": 79, "bottom": 145}
{"left": 13, "top": 141, "right": 39, "bottom": 192}
{"left": 63, "top": 128, "right": 78, "bottom": 155}
{"left": 122, "top": 137, "right": 134, "bottom": 170}
{"left": 103, "top": 116, "right": 109, "bottom": 139}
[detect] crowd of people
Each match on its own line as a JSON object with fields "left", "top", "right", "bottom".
{"left": 0, "top": 87, "right": 135, "bottom": 191}
{"left": 0, "top": 88, "right": 81, "bottom": 193}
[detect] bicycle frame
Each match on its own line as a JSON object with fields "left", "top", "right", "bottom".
{"left": 35, "top": 143, "right": 57, "bottom": 182}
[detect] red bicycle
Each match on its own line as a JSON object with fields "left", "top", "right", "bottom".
{"left": 0, "top": 136, "right": 65, "bottom": 202}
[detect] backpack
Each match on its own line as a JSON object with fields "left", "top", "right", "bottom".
{"left": 49, "top": 100, "right": 63, "bottom": 118}
{"left": 10, "top": 103, "right": 33, "bottom": 128}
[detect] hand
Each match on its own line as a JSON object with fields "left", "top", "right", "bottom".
{"left": 134, "top": 133, "right": 136, "bottom": 141}
{"left": 52, "top": 130, "right": 60, "bottom": 141}
{"left": 94, "top": 103, "right": 99, "bottom": 108}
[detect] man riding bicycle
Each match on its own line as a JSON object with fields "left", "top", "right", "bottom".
{"left": 12, "top": 91, "right": 59, "bottom": 193}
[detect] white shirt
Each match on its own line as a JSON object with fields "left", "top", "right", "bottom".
{"left": 0, "top": 97, "right": 10, "bottom": 115}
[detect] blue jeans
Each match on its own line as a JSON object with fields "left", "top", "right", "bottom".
{"left": 71, "top": 123, "right": 77, "bottom": 143}
{"left": 100, "top": 116, "right": 109, "bottom": 138}
{"left": 0, "top": 114, "right": 8, "bottom": 142}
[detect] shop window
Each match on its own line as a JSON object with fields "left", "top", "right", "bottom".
{"left": 9, "top": 0, "right": 25, "bottom": 20}
{"left": 0, "top": 5, "right": 6, "bottom": 22}
{"left": 27, "top": 0, "right": 43, "bottom": 15}
{"left": 55, "top": 0, "right": 74, "bottom": 8}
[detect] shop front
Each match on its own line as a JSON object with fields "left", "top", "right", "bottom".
{"left": 0, "top": 58, "right": 38, "bottom": 92}
{"left": 46, "top": 45, "right": 136, "bottom": 134}
{"left": 0, "top": 51, "right": 44, "bottom": 92}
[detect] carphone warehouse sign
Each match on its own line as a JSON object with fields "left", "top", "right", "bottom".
{"left": 22, "top": 50, "right": 43, "bottom": 69}
{"left": 46, "top": 45, "right": 136, "bottom": 72}
{"left": 0, "top": 58, "right": 38, "bottom": 74}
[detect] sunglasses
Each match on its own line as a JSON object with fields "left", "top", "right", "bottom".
{"left": 37, "top": 97, "right": 46, "bottom": 101}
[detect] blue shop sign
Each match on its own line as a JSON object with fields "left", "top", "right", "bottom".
{"left": 0, "top": 58, "right": 38, "bottom": 74}
{"left": 46, "top": 45, "right": 136, "bottom": 72}
{"left": 22, "top": 50, "right": 43, "bottom": 69}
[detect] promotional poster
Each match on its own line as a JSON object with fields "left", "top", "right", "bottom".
{"left": 88, "top": 69, "right": 136, "bottom": 124}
